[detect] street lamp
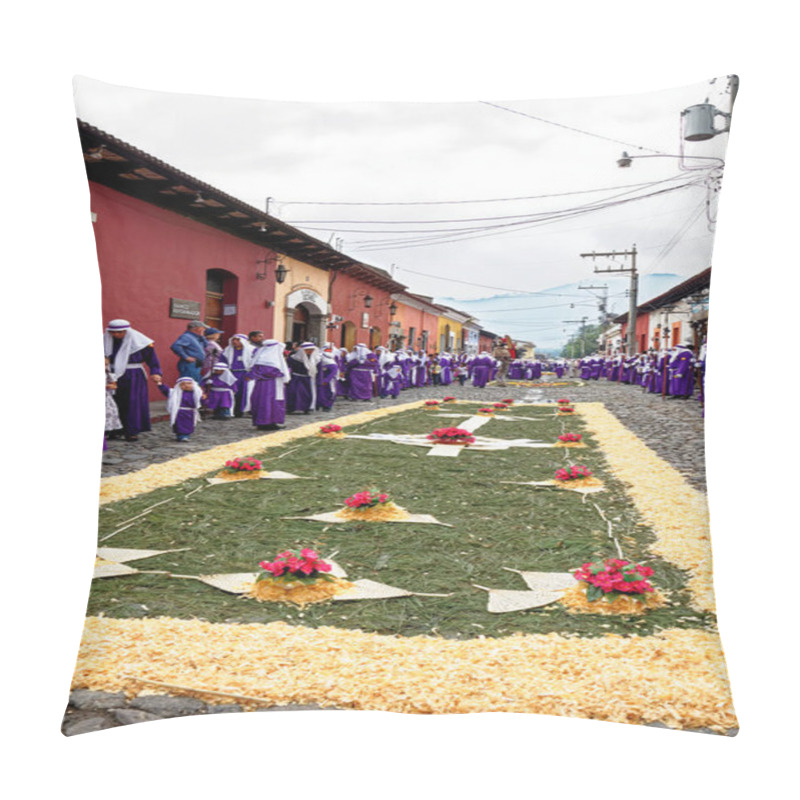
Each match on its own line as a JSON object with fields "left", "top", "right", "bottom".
{"left": 275, "top": 260, "right": 288, "bottom": 284}
{"left": 364, "top": 294, "right": 373, "bottom": 308}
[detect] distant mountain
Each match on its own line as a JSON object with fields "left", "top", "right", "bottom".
{"left": 436, "top": 273, "right": 686, "bottom": 352}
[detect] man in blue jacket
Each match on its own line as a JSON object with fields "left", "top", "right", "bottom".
{"left": 170, "top": 321, "right": 208, "bottom": 381}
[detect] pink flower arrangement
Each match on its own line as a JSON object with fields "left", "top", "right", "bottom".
{"left": 223, "top": 457, "right": 262, "bottom": 473}
{"left": 344, "top": 490, "right": 391, "bottom": 510}
{"left": 554, "top": 465, "right": 593, "bottom": 482}
{"left": 478, "top": 407, "right": 495, "bottom": 414}
{"left": 424, "top": 399, "right": 441, "bottom": 407}
{"left": 319, "top": 423, "right": 343, "bottom": 435}
{"left": 501, "top": 398, "right": 514, "bottom": 405}
{"left": 558, "top": 433, "right": 583, "bottom": 443}
{"left": 426, "top": 427, "right": 476, "bottom": 445}
{"left": 442, "top": 396, "right": 456, "bottom": 402}
{"left": 493, "top": 403, "right": 509, "bottom": 409}
{"left": 573, "top": 558, "right": 655, "bottom": 602}
{"left": 558, "top": 406, "right": 575, "bottom": 413}
{"left": 557, "top": 398, "right": 571, "bottom": 405}
{"left": 257, "top": 548, "right": 334, "bottom": 583}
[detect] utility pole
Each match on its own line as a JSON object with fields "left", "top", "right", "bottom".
{"left": 564, "top": 317, "right": 589, "bottom": 357}
{"left": 578, "top": 283, "right": 609, "bottom": 324}
{"left": 580, "top": 246, "right": 638, "bottom": 355}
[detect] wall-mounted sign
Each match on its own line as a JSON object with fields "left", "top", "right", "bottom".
{"left": 223, "top": 304, "right": 237, "bottom": 316}
{"left": 169, "top": 299, "right": 202, "bottom": 320}
{"left": 361, "top": 312, "right": 370, "bottom": 329}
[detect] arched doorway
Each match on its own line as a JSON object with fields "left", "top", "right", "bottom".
{"left": 341, "top": 321, "right": 356, "bottom": 350}
{"left": 206, "top": 269, "right": 238, "bottom": 340}
{"left": 292, "top": 305, "right": 309, "bottom": 344}
{"left": 284, "top": 288, "right": 328, "bottom": 344}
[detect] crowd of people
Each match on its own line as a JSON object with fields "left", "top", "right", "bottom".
{"left": 103, "top": 320, "right": 706, "bottom": 446}
{"left": 103, "top": 322, "right": 524, "bottom": 445}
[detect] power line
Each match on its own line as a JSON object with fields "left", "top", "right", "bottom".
{"left": 350, "top": 181, "right": 701, "bottom": 252}
{"left": 479, "top": 100, "right": 666, "bottom": 155}
{"left": 278, "top": 177, "right": 682, "bottom": 209}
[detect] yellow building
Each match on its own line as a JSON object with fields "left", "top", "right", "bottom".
{"left": 272, "top": 256, "right": 331, "bottom": 344}
{"left": 435, "top": 306, "right": 470, "bottom": 353}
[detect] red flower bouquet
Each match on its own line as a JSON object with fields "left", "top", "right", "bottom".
{"left": 257, "top": 548, "right": 334, "bottom": 583}
{"left": 426, "top": 427, "right": 476, "bottom": 445}
{"left": 318, "top": 423, "right": 345, "bottom": 438}
{"left": 554, "top": 465, "right": 593, "bottom": 481}
{"left": 557, "top": 433, "right": 583, "bottom": 443}
{"left": 573, "top": 558, "right": 655, "bottom": 602}
{"left": 251, "top": 548, "right": 352, "bottom": 606}
{"left": 442, "top": 396, "right": 456, "bottom": 402}
{"left": 501, "top": 398, "right": 514, "bottom": 405}
{"left": 477, "top": 407, "right": 496, "bottom": 415}
{"left": 224, "top": 457, "right": 262, "bottom": 473}
{"left": 557, "top": 406, "right": 575, "bottom": 414}
{"left": 344, "top": 490, "right": 391, "bottom": 510}
{"left": 493, "top": 403, "right": 509, "bottom": 409}
{"left": 557, "top": 398, "right": 571, "bottom": 405}
{"left": 424, "top": 399, "right": 441, "bottom": 407}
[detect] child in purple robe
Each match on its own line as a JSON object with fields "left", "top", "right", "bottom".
{"left": 159, "top": 377, "right": 204, "bottom": 441}
{"left": 203, "top": 362, "right": 236, "bottom": 419}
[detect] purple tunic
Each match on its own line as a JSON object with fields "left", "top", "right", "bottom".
{"left": 316, "top": 360, "right": 338, "bottom": 410}
{"left": 111, "top": 341, "right": 162, "bottom": 436}
{"left": 227, "top": 349, "right": 249, "bottom": 413}
{"left": 471, "top": 355, "right": 494, "bottom": 388}
{"left": 158, "top": 384, "right": 198, "bottom": 436}
{"left": 203, "top": 375, "right": 235, "bottom": 410}
{"left": 439, "top": 355, "right": 453, "bottom": 385}
{"left": 286, "top": 360, "right": 315, "bottom": 413}
{"left": 247, "top": 365, "right": 287, "bottom": 426}
{"left": 347, "top": 360, "right": 377, "bottom": 400}
{"left": 668, "top": 350, "right": 695, "bottom": 396}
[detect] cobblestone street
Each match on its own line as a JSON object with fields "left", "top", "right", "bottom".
{"left": 101, "top": 379, "right": 707, "bottom": 491}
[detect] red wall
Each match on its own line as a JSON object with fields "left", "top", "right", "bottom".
{"left": 394, "top": 302, "right": 440, "bottom": 353}
{"left": 329, "top": 270, "right": 394, "bottom": 348}
{"left": 620, "top": 313, "right": 651, "bottom": 354}
{"left": 90, "top": 183, "right": 277, "bottom": 393}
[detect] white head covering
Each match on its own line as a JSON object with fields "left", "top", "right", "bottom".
{"left": 245, "top": 340, "right": 291, "bottom": 407}
{"left": 104, "top": 320, "right": 154, "bottom": 376}
{"left": 223, "top": 333, "right": 255, "bottom": 370}
{"left": 168, "top": 377, "right": 203, "bottom": 426}
{"left": 291, "top": 343, "right": 321, "bottom": 378}
{"left": 209, "top": 362, "right": 237, "bottom": 386}
{"left": 347, "top": 343, "right": 371, "bottom": 363}
{"left": 375, "top": 346, "right": 394, "bottom": 368}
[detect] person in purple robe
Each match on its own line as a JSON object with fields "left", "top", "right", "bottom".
{"left": 159, "top": 377, "right": 203, "bottom": 441}
{"left": 667, "top": 343, "right": 695, "bottom": 397}
{"left": 316, "top": 344, "right": 339, "bottom": 411}
{"left": 416, "top": 351, "right": 429, "bottom": 387}
{"left": 202, "top": 362, "right": 236, "bottom": 419}
{"left": 531, "top": 360, "right": 542, "bottom": 380}
{"left": 439, "top": 353, "right": 455, "bottom": 386}
{"left": 471, "top": 351, "right": 494, "bottom": 388}
{"left": 286, "top": 342, "right": 320, "bottom": 414}
{"left": 346, "top": 343, "right": 378, "bottom": 400}
{"left": 104, "top": 319, "right": 163, "bottom": 441}
{"left": 222, "top": 333, "right": 255, "bottom": 417}
{"left": 244, "top": 340, "right": 291, "bottom": 429}
{"left": 335, "top": 347, "right": 349, "bottom": 397}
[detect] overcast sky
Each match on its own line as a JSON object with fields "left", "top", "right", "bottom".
{"left": 74, "top": 75, "right": 733, "bottom": 343}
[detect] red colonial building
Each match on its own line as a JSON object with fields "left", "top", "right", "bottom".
{"left": 79, "top": 122, "right": 397, "bottom": 393}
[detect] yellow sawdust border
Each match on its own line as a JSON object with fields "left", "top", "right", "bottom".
{"left": 82, "top": 399, "right": 735, "bottom": 731}
{"left": 577, "top": 402, "right": 716, "bottom": 615}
